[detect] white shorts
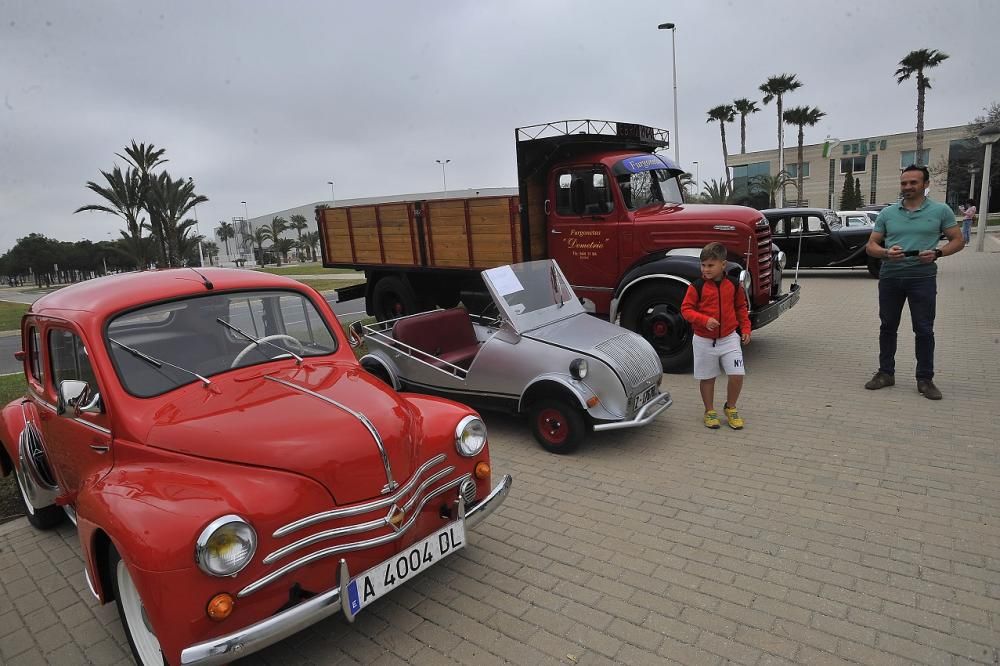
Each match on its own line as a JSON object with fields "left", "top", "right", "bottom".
{"left": 692, "top": 332, "right": 746, "bottom": 379}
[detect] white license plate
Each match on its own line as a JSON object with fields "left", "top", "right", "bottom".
{"left": 346, "top": 520, "right": 465, "bottom": 615}
{"left": 629, "top": 385, "right": 658, "bottom": 412}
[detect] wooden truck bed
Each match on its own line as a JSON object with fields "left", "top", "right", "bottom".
{"left": 318, "top": 195, "right": 534, "bottom": 271}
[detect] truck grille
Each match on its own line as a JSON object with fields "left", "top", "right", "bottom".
{"left": 237, "top": 454, "right": 467, "bottom": 598}
{"left": 755, "top": 221, "right": 773, "bottom": 296}
{"left": 596, "top": 333, "right": 661, "bottom": 389}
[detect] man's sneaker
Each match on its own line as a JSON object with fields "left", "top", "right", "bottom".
{"left": 917, "top": 379, "right": 942, "bottom": 400}
{"left": 703, "top": 410, "right": 721, "bottom": 429}
{"left": 723, "top": 404, "right": 744, "bottom": 430}
{"left": 864, "top": 371, "right": 895, "bottom": 390}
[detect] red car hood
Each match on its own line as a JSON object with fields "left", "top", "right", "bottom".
{"left": 142, "top": 362, "right": 418, "bottom": 505}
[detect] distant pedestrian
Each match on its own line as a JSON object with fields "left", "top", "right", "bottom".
{"left": 959, "top": 199, "right": 977, "bottom": 245}
{"left": 680, "top": 242, "right": 751, "bottom": 429}
{"left": 864, "top": 165, "right": 964, "bottom": 400}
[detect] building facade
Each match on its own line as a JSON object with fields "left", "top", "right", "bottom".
{"left": 727, "top": 125, "right": 981, "bottom": 211}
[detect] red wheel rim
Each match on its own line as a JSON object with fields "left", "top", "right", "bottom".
{"left": 537, "top": 408, "right": 568, "bottom": 445}
{"left": 652, "top": 320, "right": 668, "bottom": 337}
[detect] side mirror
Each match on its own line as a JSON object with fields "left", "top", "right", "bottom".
{"left": 14, "top": 350, "right": 25, "bottom": 362}
{"left": 347, "top": 321, "right": 364, "bottom": 348}
{"left": 57, "top": 380, "right": 102, "bottom": 416}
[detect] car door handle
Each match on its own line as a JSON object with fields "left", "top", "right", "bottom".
{"left": 90, "top": 444, "right": 109, "bottom": 454}
{"left": 551, "top": 229, "right": 563, "bottom": 234}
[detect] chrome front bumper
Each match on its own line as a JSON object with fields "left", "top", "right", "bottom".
{"left": 180, "top": 474, "right": 512, "bottom": 665}
{"left": 592, "top": 392, "right": 672, "bottom": 432}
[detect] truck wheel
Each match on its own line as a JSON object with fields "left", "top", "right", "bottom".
{"left": 867, "top": 258, "right": 881, "bottom": 279}
{"left": 372, "top": 276, "right": 420, "bottom": 321}
{"left": 109, "top": 546, "right": 167, "bottom": 665}
{"left": 621, "top": 282, "right": 694, "bottom": 373}
{"left": 529, "top": 398, "right": 585, "bottom": 454}
{"left": 13, "top": 464, "right": 64, "bottom": 530}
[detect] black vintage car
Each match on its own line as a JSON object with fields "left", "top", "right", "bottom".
{"left": 762, "top": 207, "right": 879, "bottom": 278}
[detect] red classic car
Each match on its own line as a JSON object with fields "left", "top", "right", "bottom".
{"left": 0, "top": 268, "right": 511, "bottom": 665}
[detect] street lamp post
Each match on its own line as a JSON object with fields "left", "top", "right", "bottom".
{"left": 436, "top": 159, "right": 451, "bottom": 193}
{"left": 657, "top": 22, "right": 680, "bottom": 166}
{"left": 975, "top": 124, "right": 1000, "bottom": 252}
{"left": 241, "top": 201, "right": 251, "bottom": 266}
{"left": 327, "top": 180, "right": 335, "bottom": 204}
{"left": 691, "top": 160, "right": 700, "bottom": 197}
{"left": 189, "top": 178, "right": 205, "bottom": 267}
{"left": 968, "top": 165, "right": 979, "bottom": 201}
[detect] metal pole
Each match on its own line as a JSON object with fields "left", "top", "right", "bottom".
{"left": 975, "top": 141, "right": 993, "bottom": 252}
{"left": 670, "top": 27, "right": 679, "bottom": 166}
{"left": 692, "top": 161, "right": 699, "bottom": 196}
{"left": 328, "top": 180, "right": 335, "bottom": 204}
{"left": 968, "top": 167, "right": 978, "bottom": 200}
{"left": 436, "top": 159, "right": 450, "bottom": 193}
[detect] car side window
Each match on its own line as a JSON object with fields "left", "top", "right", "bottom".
{"left": 555, "top": 169, "right": 613, "bottom": 216}
{"left": 49, "top": 329, "right": 98, "bottom": 391}
{"left": 27, "top": 325, "right": 44, "bottom": 383}
{"left": 788, "top": 216, "right": 803, "bottom": 234}
{"left": 772, "top": 218, "right": 786, "bottom": 235}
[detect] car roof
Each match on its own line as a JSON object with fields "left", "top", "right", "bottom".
{"left": 30, "top": 268, "right": 307, "bottom": 318}
{"left": 761, "top": 207, "right": 834, "bottom": 216}
{"left": 837, "top": 211, "right": 874, "bottom": 216}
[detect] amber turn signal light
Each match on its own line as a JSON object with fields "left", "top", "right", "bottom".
{"left": 586, "top": 396, "right": 599, "bottom": 408}
{"left": 474, "top": 461, "right": 491, "bottom": 479}
{"left": 206, "top": 593, "right": 234, "bottom": 621}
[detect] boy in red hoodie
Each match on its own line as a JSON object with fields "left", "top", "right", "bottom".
{"left": 680, "top": 242, "right": 752, "bottom": 429}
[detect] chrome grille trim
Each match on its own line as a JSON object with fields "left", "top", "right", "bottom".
{"left": 596, "top": 334, "right": 661, "bottom": 389}
{"left": 263, "top": 465, "right": 456, "bottom": 564}
{"left": 239, "top": 474, "right": 470, "bottom": 598}
{"left": 274, "top": 453, "right": 448, "bottom": 537}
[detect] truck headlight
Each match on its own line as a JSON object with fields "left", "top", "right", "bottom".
{"left": 776, "top": 250, "right": 787, "bottom": 271}
{"left": 195, "top": 515, "right": 257, "bottom": 577}
{"left": 570, "top": 358, "right": 588, "bottom": 380}
{"left": 455, "top": 415, "right": 487, "bottom": 457}
{"left": 739, "top": 269, "right": 752, "bottom": 295}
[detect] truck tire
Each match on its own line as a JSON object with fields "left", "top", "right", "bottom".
{"left": 621, "top": 282, "right": 694, "bottom": 373}
{"left": 372, "top": 275, "right": 421, "bottom": 321}
{"left": 867, "top": 257, "right": 881, "bottom": 279}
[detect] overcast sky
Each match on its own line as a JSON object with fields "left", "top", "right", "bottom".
{"left": 2, "top": 0, "right": 997, "bottom": 253}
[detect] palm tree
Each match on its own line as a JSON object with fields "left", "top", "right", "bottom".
{"left": 706, "top": 105, "right": 736, "bottom": 188}
{"left": 273, "top": 238, "right": 296, "bottom": 265}
{"left": 145, "top": 174, "right": 208, "bottom": 267}
{"left": 678, "top": 172, "right": 697, "bottom": 198}
{"left": 251, "top": 227, "right": 270, "bottom": 266}
{"left": 895, "top": 49, "right": 950, "bottom": 161}
{"left": 301, "top": 231, "right": 320, "bottom": 262}
{"left": 75, "top": 166, "right": 150, "bottom": 269}
{"left": 760, "top": 74, "right": 803, "bottom": 207}
{"left": 782, "top": 105, "right": 826, "bottom": 205}
{"left": 202, "top": 241, "right": 219, "bottom": 266}
{"left": 116, "top": 141, "right": 168, "bottom": 265}
{"left": 174, "top": 219, "right": 204, "bottom": 266}
{"left": 215, "top": 221, "right": 235, "bottom": 259}
{"left": 701, "top": 178, "right": 735, "bottom": 204}
{"left": 288, "top": 214, "right": 308, "bottom": 260}
{"left": 260, "top": 216, "right": 288, "bottom": 265}
{"left": 732, "top": 98, "right": 760, "bottom": 154}
{"left": 749, "top": 172, "right": 796, "bottom": 208}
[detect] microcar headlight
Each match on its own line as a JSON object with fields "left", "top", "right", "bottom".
{"left": 195, "top": 515, "right": 257, "bottom": 577}
{"left": 569, "top": 358, "right": 588, "bottom": 380}
{"left": 455, "top": 415, "right": 487, "bottom": 457}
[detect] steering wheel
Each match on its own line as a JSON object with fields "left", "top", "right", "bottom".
{"left": 231, "top": 335, "right": 306, "bottom": 368}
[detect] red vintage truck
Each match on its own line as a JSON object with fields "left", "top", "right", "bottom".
{"left": 317, "top": 119, "right": 800, "bottom": 372}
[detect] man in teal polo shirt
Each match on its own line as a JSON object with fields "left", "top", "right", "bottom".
{"left": 864, "top": 165, "right": 964, "bottom": 399}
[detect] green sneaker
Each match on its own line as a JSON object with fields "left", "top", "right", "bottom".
{"left": 703, "top": 410, "right": 721, "bottom": 429}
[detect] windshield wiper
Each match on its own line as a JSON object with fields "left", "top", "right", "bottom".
{"left": 109, "top": 338, "right": 212, "bottom": 387}
{"left": 216, "top": 318, "right": 304, "bottom": 365}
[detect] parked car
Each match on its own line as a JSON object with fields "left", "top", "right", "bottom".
{"left": 355, "top": 260, "right": 672, "bottom": 454}
{"left": 1, "top": 268, "right": 511, "bottom": 666}
{"left": 837, "top": 210, "right": 877, "bottom": 227}
{"left": 762, "top": 207, "right": 879, "bottom": 278}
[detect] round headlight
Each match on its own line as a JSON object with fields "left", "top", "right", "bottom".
{"left": 455, "top": 415, "right": 487, "bottom": 457}
{"left": 195, "top": 515, "right": 257, "bottom": 577}
{"left": 776, "top": 250, "right": 787, "bottom": 271}
{"left": 569, "top": 358, "right": 588, "bottom": 380}
{"left": 739, "top": 269, "right": 752, "bottom": 294}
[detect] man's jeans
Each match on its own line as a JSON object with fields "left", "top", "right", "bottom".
{"left": 962, "top": 219, "right": 973, "bottom": 244}
{"left": 878, "top": 275, "right": 937, "bottom": 380}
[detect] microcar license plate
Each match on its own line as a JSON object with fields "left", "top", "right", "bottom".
{"left": 629, "top": 385, "right": 658, "bottom": 412}
{"left": 346, "top": 520, "right": 465, "bottom": 615}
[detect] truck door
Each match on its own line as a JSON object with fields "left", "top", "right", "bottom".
{"left": 547, "top": 166, "right": 620, "bottom": 312}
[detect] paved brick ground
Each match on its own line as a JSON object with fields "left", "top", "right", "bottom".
{"left": 2, "top": 235, "right": 999, "bottom": 665}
